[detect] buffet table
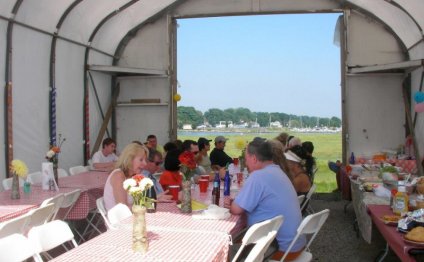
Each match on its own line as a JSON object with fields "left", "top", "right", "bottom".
{"left": 368, "top": 205, "right": 420, "bottom": 262}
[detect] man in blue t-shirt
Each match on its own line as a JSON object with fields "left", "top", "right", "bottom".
{"left": 230, "top": 137, "right": 306, "bottom": 260}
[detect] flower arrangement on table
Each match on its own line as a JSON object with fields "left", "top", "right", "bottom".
{"left": 46, "top": 134, "right": 66, "bottom": 185}
{"left": 123, "top": 174, "right": 154, "bottom": 253}
{"left": 178, "top": 151, "right": 197, "bottom": 181}
{"left": 178, "top": 151, "right": 197, "bottom": 213}
{"left": 123, "top": 174, "right": 155, "bottom": 208}
{"left": 10, "top": 159, "right": 28, "bottom": 178}
{"left": 46, "top": 134, "right": 66, "bottom": 166}
{"left": 10, "top": 159, "right": 28, "bottom": 199}
{"left": 234, "top": 138, "right": 248, "bottom": 169}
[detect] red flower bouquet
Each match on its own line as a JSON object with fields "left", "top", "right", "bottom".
{"left": 178, "top": 151, "right": 197, "bottom": 181}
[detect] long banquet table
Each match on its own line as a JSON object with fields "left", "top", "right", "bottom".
{"left": 0, "top": 171, "right": 109, "bottom": 222}
{"left": 368, "top": 205, "right": 420, "bottom": 262}
{"left": 51, "top": 183, "right": 243, "bottom": 261}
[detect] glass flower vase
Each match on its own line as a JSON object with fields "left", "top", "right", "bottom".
{"left": 11, "top": 173, "right": 20, "bottom": 199}
{"left": 132, "top": 205, "right": 148, "bottom": 253}
{"left": 53, "top": 161, "right": 59, "bottom": 186}
{"left": 181, "top": 180, "right": 192, "bottom": 213}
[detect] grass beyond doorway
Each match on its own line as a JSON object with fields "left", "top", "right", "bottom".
{"left": 178, "top": 132, "right": 341, "bottom": 193}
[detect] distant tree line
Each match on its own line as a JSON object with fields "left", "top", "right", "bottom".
{"left": 177, "top": 106, "right": 342, "bottom": 129}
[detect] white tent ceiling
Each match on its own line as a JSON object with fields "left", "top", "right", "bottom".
{"left": 1, "top": 0, "right": 424, "bottom": 176}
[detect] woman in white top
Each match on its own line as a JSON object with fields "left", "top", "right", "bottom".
{"left": 103, "top": 143, "right": 148, "bottom": 211}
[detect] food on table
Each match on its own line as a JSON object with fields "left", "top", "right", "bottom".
{"left": 382, "top": 215, "right": 401, "bottom": 223}
{"left": 405, "top": 226, "right": 424, "bottom": 242}
{"left": 417, "top": 178, "right": 424, "bottom": 194}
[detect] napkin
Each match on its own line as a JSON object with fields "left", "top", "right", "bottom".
{"left": 192, "top": 204, "right": 230, "bottom": 220}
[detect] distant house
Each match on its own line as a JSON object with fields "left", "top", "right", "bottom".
{"left": 270, "top": 121, "right": 282, "bottom": 128}
{"left": 182, "top": 124, "right": 192, "bottom": 130}
{"left": 215, "top": 121, "right": 226, "bottom": 128}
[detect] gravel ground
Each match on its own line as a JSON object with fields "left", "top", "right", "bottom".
{"left": 309, "top": 193, "right": 401, "bottom": 262}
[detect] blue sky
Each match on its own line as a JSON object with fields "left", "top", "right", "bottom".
{"left": 177, "top": 13, "right": 341, "bottom": 118}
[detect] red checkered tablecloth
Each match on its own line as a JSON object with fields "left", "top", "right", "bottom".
{"left": 52, "top": 226, "right": 230, "bottom": 262}
{"left": 356, "top": 159, "right": 417, "bottom": 173}
{"left": 52, "top": 180, "right": 243, "bottom": 262}
{"left": 0, "top": 186, "right": 76, "bottom": 222}
{"left": 58, "top": 171, "right": 109, "bottom": 220}
{"left": 0, "top": 171, "right": 109, "bottom": 222}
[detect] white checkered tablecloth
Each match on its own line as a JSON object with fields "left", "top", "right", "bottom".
{"left": 0, "top": 186, "right": 77, "bottom": 222}
{"left": 52, "top": 226, "right": 230, "bottom": 262}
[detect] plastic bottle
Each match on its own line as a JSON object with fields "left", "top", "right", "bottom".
{"left": 212, "top": 172, "right": 220, "bottom": 205}
{"left": 224, "top": 170, "right": 231, "bottom": 196}
{"left": 146, "top": 187, "right": 157, "bottom": 213}
{"left": 393, "top": 182, "right": 409, "bottom": 215}
{"left": 349, "top": 152, "right": 356, "bottom": 165}
{"left": 242, "top": 168, "right": 249, "bottom": 181}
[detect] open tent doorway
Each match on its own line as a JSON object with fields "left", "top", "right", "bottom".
{"left": 175, "top": 13, "right": 343, "bottom": 192}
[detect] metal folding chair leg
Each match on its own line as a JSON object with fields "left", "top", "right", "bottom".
{"left": 80, "top": 211, "right": 102, "bottom": 240}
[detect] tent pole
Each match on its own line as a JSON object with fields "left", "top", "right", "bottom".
{"left": 402, "top": 82, "right": 423, "bottom": 177}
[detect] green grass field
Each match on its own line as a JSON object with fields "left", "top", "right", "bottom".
{"left": 178, "top": 132, "right": 342, "bottom": 192}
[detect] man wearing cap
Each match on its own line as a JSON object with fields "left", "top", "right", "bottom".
{"left": 210, "top": 135, "right": 233, "bottom": 170}
{"left": 196, "top": 137, "right": 212, "bottom": 173}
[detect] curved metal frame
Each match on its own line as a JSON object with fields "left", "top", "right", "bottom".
{"left": 3, "top": 0, "right": 23, "bottom": 177}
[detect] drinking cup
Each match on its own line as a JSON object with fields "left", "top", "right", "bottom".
{"left": 199, "top": 179, "right": 208, "bottom": 193}
{"left": 23, "top": 182, "right": 31, "bottom": 194}
{"left": 168, "top": 185, "right": 180, "bottom": 201}
{"left": 237, "top": 172, "right": 243, "bottom": 184}
{"left": 201, "top": 175, "right": 210, "bottom": 182}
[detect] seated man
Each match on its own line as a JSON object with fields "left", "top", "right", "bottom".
{"left": 146, "top": 134, "right": 164, "bottom": 155}
{"left": 210, "top": 136, "right": 233, "bottom": 170}
{"left": 142, "top": 148, "right": 172, "bottom": 201}
{"left": 92, "top": 138, "right": 118, "bottom": 172}
{"left": 230, "top": 137, "right": 305, "bottom": 261}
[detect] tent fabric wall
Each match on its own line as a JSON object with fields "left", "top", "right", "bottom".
{"left": 1, "top": 0, "right": 424, "bottom": 179}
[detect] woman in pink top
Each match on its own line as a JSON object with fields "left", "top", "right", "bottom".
{"left": 103, "top": 143, "right": 148, "bottom": 211}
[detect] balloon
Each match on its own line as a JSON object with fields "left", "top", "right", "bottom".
{"left": 414, "top": 91, "right": 424, "bottom": 103}
{"left": 173, "top": 93, "right": 181, "bottom": 102}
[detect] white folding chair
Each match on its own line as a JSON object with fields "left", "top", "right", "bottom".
{"left": 0, "top": 212, "right": 31, "bottom": 238}
{"left": 69, "top": 165, "right": 89, "bottom": 176}
{"left": 107, "top": 203, "right": 132, "bottom": 226}
{"left": 28, "top": 220, "right": 78, "bottom": 260}
{"left": 26, "top": 171, "right": 43, "bottom": 185}
{"left": 27, "top": 203, "right": 56, "bottom": 230}
{"left": 58, "top": 168, "right": 69, "bottom": 177}
{"left": 232, "top": 215, "right": 284, "bottom": 262}
{"left": 40, "top": 193, "right": 65, "bottom": 221}
{"left": 56, "top": 189, "right": 81, "bottom": 220}
{"left": 2, "top": 176, "right": 25, "bottom": 190}
{"left": 298, "top": 195, "right": 305, "bottom": 206}
{"left": 301, "top": 184, "right": 316, "bottom": 215}
{"left": 0, "top": 233, "right": 43, "bottom": 262}
{"left": 96, "top": 197, "right": 114, "bottom": 230}
{"left": 278, "top": 209, "right": 330, "bottom": 262}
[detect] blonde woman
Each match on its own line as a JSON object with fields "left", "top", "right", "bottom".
{"left": 269, "top": 139, "right": 292, "bottom": 181}
{"left": 103, "top": 143, "right": 148, "bottom": 211}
